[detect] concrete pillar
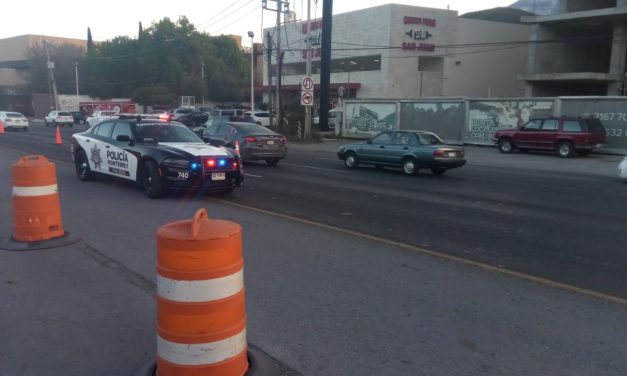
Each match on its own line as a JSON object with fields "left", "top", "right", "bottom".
{"left": 608, "top": 20, "right": 627, "bottom": 95}
{"left": 524, "top": 24, "right": 540, "bottom": 97}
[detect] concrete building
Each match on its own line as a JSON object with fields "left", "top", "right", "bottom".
{"left": 262, "top": 3, "right": 532, "bottom": 108}
{"left": 521, "top": 0, "right": 627, "bottom": 96}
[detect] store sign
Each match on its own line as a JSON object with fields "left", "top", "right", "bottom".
{"left": 401, "top": 15, "right": 436, "bottom": 52}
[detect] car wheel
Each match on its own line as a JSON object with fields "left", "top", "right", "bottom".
{"left": 23, "top": 127, "right": 28, "bottom": 132}
{"left": 402, "top": 157, "right": 418, "bottom": 176}
{"left": 431, "top": 167, "right": 446, "bottom": 176}
{"left": 498, "top": 138, "right": 514, "bottom": 153}
{"left": 265, "top": 158, "right": 280, "bottom": 166}
{"left": 52, "top": 121, "right": 56, "bottom": 127}
{"left": 142, "top": 160, "right": 165, "bottom": 198}
{"left": 344, "top": 152, "right": 359, "bottom": 169}
{"left": 75, "top": 149, "right": 96, "bottom": 181}
{"left": 557, "top": 141, "right": 574, "bottom": 158}
{"left": 44, "top": 120, "right": 48, "bottom": 127}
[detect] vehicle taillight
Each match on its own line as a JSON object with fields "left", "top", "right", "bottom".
{"left": 280, "top": 136, "right": 286, "bottom": 145}
{"left": 233, "top": 161, "right": 239, "bottom": 169}
{"left": 433, "top": 149, "right": 446, "bottom": 158}
{"left": 244, "top": 136, "right": 257, "bottom": 143}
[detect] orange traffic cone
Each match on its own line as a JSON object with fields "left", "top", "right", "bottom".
{"left": 55, "top": 125, "right": 62, "bottom": 145}
{"left": 0, "top": 121, "right": 5, "bottom": 134}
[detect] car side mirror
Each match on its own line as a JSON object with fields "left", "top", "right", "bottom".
{"left": 116, "top": 135, "right": 130, "bottom": 142}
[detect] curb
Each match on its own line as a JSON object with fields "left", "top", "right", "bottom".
{"left": 135, "top": 344, "right": 299, "bottom": 376}
{"left": 0, "top": 231, "right": 81, "bottom": 251}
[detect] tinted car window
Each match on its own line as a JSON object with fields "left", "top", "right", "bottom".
{"left": 232, "top": 124, "right": 276, "bottom": 134}
{"left": 416, "top": 132, "right": 444, "bottom": 145}
{"left": 58, "top": 112, "right": 72, "bottom": 116}
{"left": 585, "top": 118, "right": 605, "bottom": 132}
{"left": 524, "top": 119, "right": 542, "bottom": 130}
{"left": 392, "top": 132, "right": 415, "bottom": 145}
{"left": 204, "top": 124, "right": 220, "bottom": 136}
{"left": 563, "top": 120, "right": 582, "bottom": 132}
{"left": 95, "top": 121, "right": 115, "bottom": 137}
{"left": 371, "top": 132, "right": 392, "bottom": 144}
{"left": 7, "top": 112, "right": 24, "bottom": 118}
{"left": 137, "top": 124, "right": 203, "bottom": 143}
{"left": 216, "top": 125, "right": 234, "bottom": 136}
{"left": 541, "top": 120, "right": 558, "bottom": 131}
{"left": 111, "top": 122, "right": 133, "bottom": 139}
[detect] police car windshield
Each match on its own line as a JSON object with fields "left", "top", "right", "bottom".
{"left": 137, "top": 124, "right": 204, "bottom": 143}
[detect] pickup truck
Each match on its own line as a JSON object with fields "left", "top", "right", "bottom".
{"left": 86, "top": 110, "right": 119, "bottom": 127}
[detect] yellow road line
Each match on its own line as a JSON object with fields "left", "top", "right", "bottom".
{"left": 214, "top": 198, "right": 627, "bottom": 307}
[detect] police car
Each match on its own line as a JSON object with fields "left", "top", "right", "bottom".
{"left": 70, "top": 115, "right": 243, "bottom": 198}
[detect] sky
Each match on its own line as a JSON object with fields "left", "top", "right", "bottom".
{"left": 4, "top": 1, "right": 515, "bottom": 46}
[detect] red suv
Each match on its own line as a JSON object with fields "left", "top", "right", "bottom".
{"left": 493, "top": 116, "right": 606, "bottom": 158}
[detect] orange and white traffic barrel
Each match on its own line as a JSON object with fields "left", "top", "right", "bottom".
{"left": 11, "top": 155, "right": 64, "bottom": 242}
{"left": 156, "top": 208, "right": 248, "bottom": 376}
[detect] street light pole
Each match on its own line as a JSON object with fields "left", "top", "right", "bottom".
{"left": 248, "top": 31, "right": 255, "bottom": 112}
{"left": 75, "top": 61, "right": 80, "bottom": 110}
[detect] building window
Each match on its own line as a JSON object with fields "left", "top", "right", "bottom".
{"left": 418, "top": 56, "right": 443, "bottom": 72}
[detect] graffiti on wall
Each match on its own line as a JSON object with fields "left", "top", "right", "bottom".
{"left": 399, "top": 101, "right": 465, "bottom": 144}
{"left": 561, "top": 99, "right": 627, "bottom": 152}
{"left": 345, "top": 102, "right": 397, "bottom": 137}
{"left": 466, "top": 100, "right": 554, "bottom": 144}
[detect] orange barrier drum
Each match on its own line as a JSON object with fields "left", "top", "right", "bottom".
{"left": 12, "top": 155, "right": 64, "bottom": 242}
{"left": 156, "top": 209, "right": 248, "bottom": 376}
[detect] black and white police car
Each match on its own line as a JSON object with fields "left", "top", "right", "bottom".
{"left": 70, "top": 115, "right": 243, "bottom": 198}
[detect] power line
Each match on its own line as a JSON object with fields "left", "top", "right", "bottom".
{"left": 203, "top": 0, "right": 257, "bottom": 35}
{"left": 196, "top": 0, "right": 250, "bottom": 30}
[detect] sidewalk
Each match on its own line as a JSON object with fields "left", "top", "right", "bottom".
{"left": 1, "top": 145, "right": 627, "bottom": 375}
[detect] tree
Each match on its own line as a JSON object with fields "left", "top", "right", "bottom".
{"left": 26, "top": 42, "right": 86, "bottom": 95}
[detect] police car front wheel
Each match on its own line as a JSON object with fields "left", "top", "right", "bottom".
{"left": 142, "top": 160, "right": 165, "bottom": 199}
{"left": 75, "top": 150, "right": 96, "bottom": 181}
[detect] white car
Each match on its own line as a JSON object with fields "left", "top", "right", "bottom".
{"left": 619, "top": 156, "right": 627, "bottom": 180}
{"left": 0, "top": 111, "right": 29, "bottom": 131}
{"left": 44, "top": 111, "right": 74, "bottom": 127}
{"left": 86, "top": 110, "right": 119, "bottom": 127}
{"left": 243, "top": 111, "right": 273, "bottom": 127}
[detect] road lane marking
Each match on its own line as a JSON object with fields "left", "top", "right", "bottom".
{"left": 244, "top": 173, "right": 263, "bottom": 178}
{"left": 281, "top": 162, "right": 347, "bottom": 174}
{"left": 212, "top": 199, "right": 627, "bottom": 307}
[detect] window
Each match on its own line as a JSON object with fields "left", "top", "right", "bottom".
{"left": 371, "top": 132, "right": 392, "bottom": 144}
{"left": 418, "top": 56, "right": 443, "bottom": 72}
{"left": 95, "top": 121, "right": 115, "bottom": 137}
{"left": 58, "top": 112, "right": 72, "bottom": 116}
{"left": 111, "top": 122, "right": 133, "bottom": 140}
{"left": 216, "top": 125, "right": 234, "bottom": 136}
{"left": 524, "top": 119, "right": 542, "bottom": 130}
{"left": 563, "top": 120, "right": 582, "bottom": 132}
{"left": 392, "top": 132, "right": 414, "bottom": 145}
{"left": 541, "top": 120, "right": 558, "bottom": 131}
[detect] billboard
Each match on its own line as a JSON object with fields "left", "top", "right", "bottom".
{"left": 560, "top": 98, "right": 627, "bottom": 153}
{"left": 465, "top": 100, "right": 554, "bottom": 144}
{"left": 399, "top": 101, "right": 465, "bottom": 144}
{"left": 344, "top": 102, "right": 397, "bottom": 138}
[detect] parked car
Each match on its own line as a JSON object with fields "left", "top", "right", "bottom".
{"left": 313, "top": 108, "right": 343, "bottom": 130}
{"left": 70, "top": 115, "right": 243, "bottom": 198}
{"left": 201, "top": 122, "right": 287, "bottom": 166}
{"left": 209, "top": 108, "right": 246, "bottom": 118}
{"left": 44, "top": 111, "right": 74, "bottom": 127}
{"left": 619, "top": 156, "right": 627, "bottom": 181}
{"left": 0, "top": 111, "right": 29, "bottom": 131}
{"left": 493, "top": 116, "right": 606, "bottom": 158}
{"left": 178, "top": 111, "right": 209, "bottom": 128}
{"left": 243, "top": 111, "right": 273, "bottom": 127}
{"left": 192, "top": 116, "right": 255, "bottom": 135}
{"left": 169, "top": 107, "right": 195, "bottom": 121}
{"left": 86, "top": 110, "right": 119, "bottom": 127}
{"left": 337, "top": 130, "right": 466, "bottom": 175}
{"left": 70, "top": 111, "right": 87, "bottom": 125}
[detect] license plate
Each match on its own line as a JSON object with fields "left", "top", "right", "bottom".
{"left": 447, "top": 152, "right": 457, "bottom": 157}
{"left": 267, "top": 140, "right": 275, "bottom": 145}
{"left": 211, "top": 172, "right": 226, "bottom": 181}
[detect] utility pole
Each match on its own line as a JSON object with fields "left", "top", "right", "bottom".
{"left": 319, "top": 0, "right": 333, "bottom": 131}
{"left": 201, "top": 60, "right": 205, "bottom": 106}
{"left": 45, "top": 43, "right": 60, "bottom": 111}
{"left": 263, "top": 0, "right": 290, "bottom": 131}
{"left": 304, "top": 0, "right": 312, "bottom": 138}
{"left": 266, "top": 32, "right": 274, "bottom": 128}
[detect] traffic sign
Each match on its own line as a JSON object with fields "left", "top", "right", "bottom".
{"left": 302, "top": 76, "right": 314, "bottom": 91}
{"left": 301, "top": 91, "right": 314, "bottom": 106}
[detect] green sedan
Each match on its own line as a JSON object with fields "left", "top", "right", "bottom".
{"left": 337, "top": 130, "right": 466, "bottom": 175}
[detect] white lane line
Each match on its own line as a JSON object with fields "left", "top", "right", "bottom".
{"left": 244, "top": 172, "right": 263, "bottom": 178}
{"left": 281, "top": 162, "right": 347, "bottom": 174}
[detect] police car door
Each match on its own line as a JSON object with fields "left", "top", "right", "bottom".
{"left": 80, "top": 120, "right": 116, "bottom": 177}
{"left": 109, "top": 120, "right": 139, "bottom": 181}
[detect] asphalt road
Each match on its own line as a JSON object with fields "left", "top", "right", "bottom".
{"left": 1, "top": 121, "right": 627, "bottom": 300}
{"left": 2, "top": 120, "right": 627, "bottom": 375}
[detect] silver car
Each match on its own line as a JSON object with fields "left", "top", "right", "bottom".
{"left": 201, "top": 122, "right": 287, "bottom": 166}
{"left": 0, "top": 111, "right": 29, "bottom": 131}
